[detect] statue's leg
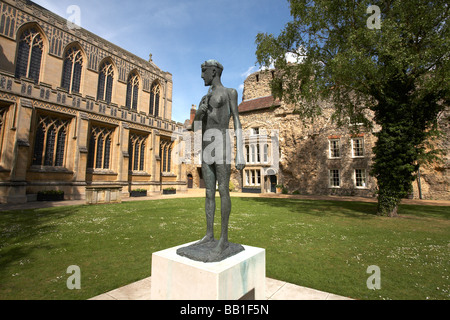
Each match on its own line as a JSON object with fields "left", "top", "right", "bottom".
{"left": 196, "top": 162, "right": 216, "bottom": 245}
{"left": 211, "top": 163, "right": 231, "bottom": 254}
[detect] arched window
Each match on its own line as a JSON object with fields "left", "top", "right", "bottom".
{"left": 160, "top": 139, "right": 173, "bottom": 173}
{"left": 167, "top": 145, "right": 172, "bottom": 172}
{"left": 87, "top": 126, "right": 113, "bottom": 170}
{"left": 61, "top": 45, "right": 83, "bottom": 93}
{"left": 32, "top": 115, "right": 70, "bottom": 167}
{"left": 245, "top": 145, "right": 250, "bottom": 163}
{"left": 15, "top": 27, "right": 44, "bottom": 84}
{"left": 263, "top": 143, "right": 269, "bottom": 163}
{"left": 0, "top": 108, "right": 8, "bottom": 161}
{"left": 256, "top": 144, "right": 261, "bottom": 163}
{"left": 149, "top": 82, "right": 161, "bottom": 117}
{"left": 128, "top": 133, "right": 147, "bottom": 172}
{"left": 250, "top": 145, "right": 255, "bottom": 163}
{"left": 97, "top": 60, "right": 114, "bottom": 103}
{"left": 126, "top": 71, "right": 139, "bottom": 110}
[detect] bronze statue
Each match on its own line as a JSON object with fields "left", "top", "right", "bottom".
{"left": 177, "top": 60, "right": 246, "bottom": 262}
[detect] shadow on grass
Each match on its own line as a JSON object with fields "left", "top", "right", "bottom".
{"left": 237, "top": 197, "right": 379, "bottom": 218}
{"left": 0, "top": 206, "right": 81, "bottom": 284}
{"left": 397, "top": 203, "right": 450, "bottom": 220}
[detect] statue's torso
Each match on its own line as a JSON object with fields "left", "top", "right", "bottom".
{"left": 203, "top": 87, "right": 231, "bottom": 132}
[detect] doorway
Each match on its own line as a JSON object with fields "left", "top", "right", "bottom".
{"left": 187, "top": 174, "right": 193, "bottom": 188}
{"left": 269, "top": 175, "right": 277, "bottom": 193}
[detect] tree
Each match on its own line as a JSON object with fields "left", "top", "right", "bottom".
{"left": 255, "top": 0, "right": 449, "bottom": 216}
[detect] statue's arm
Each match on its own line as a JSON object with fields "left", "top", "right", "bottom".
{"left": 229, "top": 89, "right": 246, "bottom": 170}
{"left": 193, "top": 95, "right": 208, "bottom": 132}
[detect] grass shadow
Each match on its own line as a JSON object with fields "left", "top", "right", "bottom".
{"left": 398, "top": 203, "right": 450, "bottom": 220}
{"left": 237, "top": 197, "right": 379, "bottom": 219}
{"left": 0, "top": 206, "right": 81, "bottom": 285}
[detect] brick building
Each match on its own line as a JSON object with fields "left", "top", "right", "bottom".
{"left": 0, "top": 0, "right": 186, "bottom": 204}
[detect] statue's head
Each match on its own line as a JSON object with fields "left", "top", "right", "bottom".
{"left": 201, "top": 60, "right": 223, "bottom": 86}
{"left": 202, "top": 60, "right": 224, "bottom": 72}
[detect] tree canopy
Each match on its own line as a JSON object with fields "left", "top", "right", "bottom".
{"left": 255, "top": 0, "right": 449, "bottom": 216}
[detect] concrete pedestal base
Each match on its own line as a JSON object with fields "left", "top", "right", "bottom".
{"left": 151, "top": 242, "right": 266, "bottom": 300}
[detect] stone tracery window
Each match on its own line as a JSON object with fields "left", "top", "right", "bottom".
{"left": 128, "top": 133, "right": 147, "bottom": 172}
{"left": 160, "top": 139, "right": 173, "bottom": 173}
{"left": 0, "top": 108, "right": 7, "bottom": 161}
{"left": 126, "top": 71, "right": 139, "bottom": 110}
{"left": 97, "top": 60, "right": 114, "bottom": 103}
{"left": 61, "top": 45, "right": 83, "bottom": 93}
{"left": 87, "top": 126, "right": 113, "bottom": 170}
{"left": 15, "top": 27, "right": 44, "bottom": 84}
{"left": 0, "top": 5, "right": 16, "bottom": 38}
{"left": 149, "top": 82, "right": 161, "bottom": 117}
{"left": 32, "top": 115, "right": 70, "bottom": 167}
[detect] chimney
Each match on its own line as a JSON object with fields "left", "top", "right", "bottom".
{"left": 190, "top": 104, "right": 197, "bottom": 124}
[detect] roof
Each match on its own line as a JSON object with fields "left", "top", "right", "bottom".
{"left": 238, "top": 96, "right": 281, "bottom": 113}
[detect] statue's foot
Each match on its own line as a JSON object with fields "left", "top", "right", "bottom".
{"left": 195, "top": 235, "right": 215, "bottom": 246}
{"left": 206, "top": 239, "right": 229, "bottom": 262}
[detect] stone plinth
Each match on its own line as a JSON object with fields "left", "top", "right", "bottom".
{"left": 85, "top": 185, "right": 122, "bottom": 205}
{"left": 151, "top": 242, "right": 266, "bottom": 300}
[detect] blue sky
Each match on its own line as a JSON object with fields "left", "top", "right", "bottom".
{"left": 32, "top": 0, "right": 292, "bottom": 124}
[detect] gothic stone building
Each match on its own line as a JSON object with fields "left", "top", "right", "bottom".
{"left": 185, "top": 68, "right": 449, "bottom": 200}
{"left": 0, "top": 0, "right": 186, "bottom": 204}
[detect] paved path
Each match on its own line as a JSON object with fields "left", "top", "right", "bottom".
{"left": 1, "top": 189, "right": 448, "bottom": 212}
{"left": 89, "top": 277, "right": 353, "bottom": 301}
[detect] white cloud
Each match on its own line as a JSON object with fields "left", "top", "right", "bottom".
{"left": 285, "top": 46, "right": 307, "bottom": 64}
{"left": 254, "top": 46, "right": 307, "bottom": 72}
{"left": 241, "top": 66, "right": 258, "bottom": 78}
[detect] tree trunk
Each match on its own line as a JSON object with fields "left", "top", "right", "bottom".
{"left": 387, "top": 205, "right": 399, "bottom": 218}
{"left": 377, "top": 191, "right": 400, "bottom": 217}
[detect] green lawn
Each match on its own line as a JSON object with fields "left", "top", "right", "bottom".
{"left": 0, "top": 197, "right": 449, "bottom": 300}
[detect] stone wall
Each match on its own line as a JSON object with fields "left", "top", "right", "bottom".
{"left": 242, "top": 70, "right": 275, "bottom": 101}
{"left": 414, "top": 108, "right": 450, "bottom": 200}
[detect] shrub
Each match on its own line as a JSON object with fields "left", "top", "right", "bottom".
{"left": 38, "top": 190, "right": 64, "bottom": 196}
